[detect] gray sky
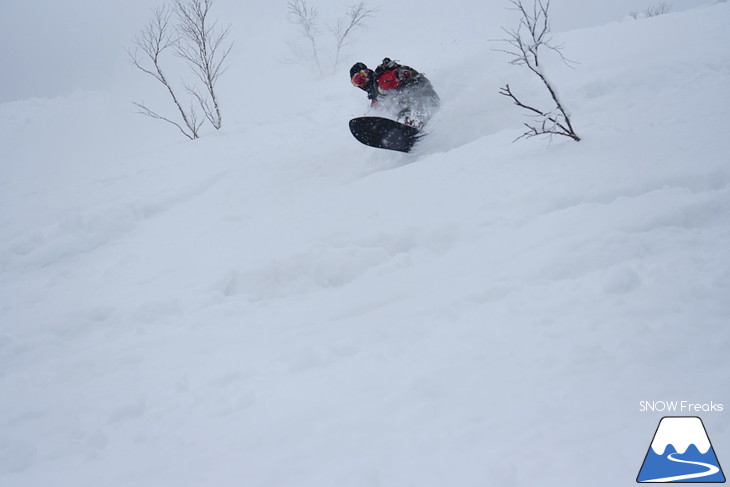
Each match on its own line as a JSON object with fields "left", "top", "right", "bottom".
{"left": 0, "top": 0, "right": 149, "bottom": 102}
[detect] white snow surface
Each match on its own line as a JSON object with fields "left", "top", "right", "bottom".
{"left": 2, "top": 2, "right": 730, "bottom": 486}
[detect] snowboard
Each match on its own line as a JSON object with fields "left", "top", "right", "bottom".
{"left": 349, "top": 116, "right": 422, "bottom": 153}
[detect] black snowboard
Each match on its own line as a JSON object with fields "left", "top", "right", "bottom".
{"left": 349, "top": 116, "right": 422, "bottom": 153}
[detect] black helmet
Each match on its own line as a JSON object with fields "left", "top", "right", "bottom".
{"left": 350, "top": 62, "right": 368, "bottom": 78}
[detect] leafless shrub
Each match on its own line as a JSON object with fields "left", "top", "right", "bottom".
{"left": 173, "top": 0, "right": 233, "bottom": 129}
{"left": 630, "top": 2, "right": 673, "bottom": 19}
{"left": 330, "top": 3, "right": 378, "bottom": 73}
{"left": 129, "top": 0, "right": 232, "bottom": 139}
{"left": 287, "top": 0, "right": 322, "bottom": 74}
{"left": 288, "top": 1, "right": 378, "bottom": 76}
{"left": 645, "top": 1, "right": 672, "bottom": 17}
{"left": 129, "top": 6, "right": 202, "bottom": 139}
{"left": 497, "top": 0, "right": 580, "bottom": 142}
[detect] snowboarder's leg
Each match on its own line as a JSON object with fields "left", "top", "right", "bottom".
{"left": 397, "top": 81, "right": 440, "bottom": 128}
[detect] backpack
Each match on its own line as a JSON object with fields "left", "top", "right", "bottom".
{"left": 375, "top": 58, "right": 421, "bottom": 92}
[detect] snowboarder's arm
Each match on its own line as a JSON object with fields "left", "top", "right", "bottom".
{"left": 366, "top": 83, "right": 380, "bottom": 101}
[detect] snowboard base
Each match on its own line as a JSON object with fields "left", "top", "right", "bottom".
{"left": 349, "top": 116, "right": 422, "bottom": 153}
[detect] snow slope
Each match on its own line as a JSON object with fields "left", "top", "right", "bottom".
{"left": 2, "top": 2, "right": 730, "bottom": 486}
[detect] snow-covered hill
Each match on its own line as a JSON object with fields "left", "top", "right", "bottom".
{"left": 1, "top": 2, "right": 730, "bottom": 486}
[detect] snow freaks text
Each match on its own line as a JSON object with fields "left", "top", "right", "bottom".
{"left": 639, "top": 401, "right": 724, "bottom": 413}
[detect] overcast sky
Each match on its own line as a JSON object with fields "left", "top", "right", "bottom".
{"left": 0, "top": 0, "right": 703, "bottom": 104}
{"left": 0, "top": 0, "right": 150, "bottom": 103}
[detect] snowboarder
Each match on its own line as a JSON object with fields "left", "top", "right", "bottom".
{"left": 350, "top": 58, "right": 440, "bottom": 129}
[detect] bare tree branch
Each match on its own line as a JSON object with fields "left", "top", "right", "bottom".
{"left": 288, "top": 0, "right": 322, "bottom": 75}
{"left": 128, "top": 5, "right": 201, "bottom": 139}
{"left": 133, "top": 102, "right": 200, "bottom": 140}
{"left": 286, "top": 1, "right": 377, "bottom": 76}
{"left": 499, "top": 84, "right": 579, "bottom": 141}
{"left": 330, "top": 3, "right": 378, "bottom": 73}
{"left": 173, "top": 0, "right": 232, "bottom": 129}
{"left": 497, "top": 0, "right": 580, "bottom": 142}
{"left": 128, "top": 0, "right": 232, "bottom": 138}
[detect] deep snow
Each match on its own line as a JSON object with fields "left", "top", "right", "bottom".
{"left": 1, "top": 2, "right": 730, "bottom": 486}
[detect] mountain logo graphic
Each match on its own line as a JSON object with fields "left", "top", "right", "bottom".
{"left": 637, "top": 416, "right": 725, "bottom": 483}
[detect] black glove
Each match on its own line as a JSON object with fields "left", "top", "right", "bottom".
{"left": 380, "top": 57, "right": 398, "bottom": 70}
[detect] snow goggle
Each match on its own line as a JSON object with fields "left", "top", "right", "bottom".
{"left": 351, "top": 70, "right": 369, "bottom": 88}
